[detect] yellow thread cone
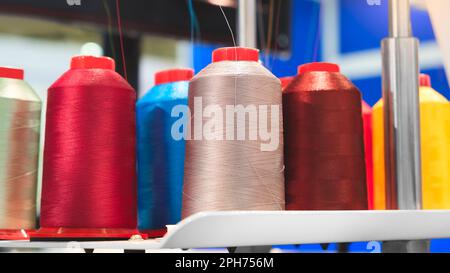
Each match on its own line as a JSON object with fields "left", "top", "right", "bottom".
{"left": 373, "top": 74, "right": 450, "bottom": 210}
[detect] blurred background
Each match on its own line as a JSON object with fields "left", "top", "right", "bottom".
{"left": 0, "top": 0, "right": 448, "bottom": 253}
{"left": 0, "top": 0, "right": 447, "bottom": 101}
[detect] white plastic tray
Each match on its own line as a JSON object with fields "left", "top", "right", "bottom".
{"left": 1, "top": 210, "right": 450, "bottom": 250}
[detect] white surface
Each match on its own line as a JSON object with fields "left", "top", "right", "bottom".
{"left": 1, "top": 210, "right": 450, "bottom": 250}
{"left": 161, "top": 210, "right": 450, "bottom": 248}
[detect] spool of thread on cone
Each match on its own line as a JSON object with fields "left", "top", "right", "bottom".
{"left": 284, "top": 62, "right": 368, "bottom": 210}
{"left": 182, "top": 47, "right": 285, "bottom": 218}
{"left": 137, "top": 68, "right": 193, "bottom": 232}
{"left": 373, "top": 74, "right": 450, "bottom": 210}
{"left": 38, "top": 56, "right": 139, "bottom": 239}
{"left": 0, "top": 67, "right": 41, "bottom": 240}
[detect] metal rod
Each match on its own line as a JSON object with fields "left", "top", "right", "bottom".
{"left": 238, "top": 0, "right": 257, "bottom": 48}
{"left": 389, "top": 0, "right": 412, "bottom": 37}
{"left": 382, "top": 0, "right": 422, "bottom": 210}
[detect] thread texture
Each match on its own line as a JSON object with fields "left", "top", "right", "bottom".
{"left": 137, "top": 80, "right": 189, "bottom": 230}
{"left": 373, "top": 83, "right": 450, "bottom": 210}
{"left": 362, "top": 101, "right": 374, "bottom": 209}
{"left": 284, "top": 66, "right": 368, "bottom": 210}
{"left": 0, "top": 77, "right": 41, "bottom": 229}
{"left": 41, "top": 59, "right": 137, "bottom": 228}
{"left": 182, "top": 57, "right": 285, "bottom": 218}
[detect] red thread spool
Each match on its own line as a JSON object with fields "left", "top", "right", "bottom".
{"left": 362, "top": 101, "right": 374, "bottom": 210}
{"left": 283, "top": 62, "right": 368, "bottom": 210}
{"left": 38, "top": 56, "right": 139, "bottom": 239}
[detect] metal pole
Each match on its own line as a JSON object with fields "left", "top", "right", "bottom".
{"left": 382, "top": 0, "right": 422, "bottom": 211}
{"left": 238, "top": 0, "right": 257, "bottom": 48}
{"left": 389, "top": 0, "right": 412, "bottom": 38}
{"left": 382, "top": 0, "right": 427, "bottom": 253}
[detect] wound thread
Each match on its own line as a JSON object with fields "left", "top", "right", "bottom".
{"left": 182, "top": 47, "right": 285, "bottom": 218}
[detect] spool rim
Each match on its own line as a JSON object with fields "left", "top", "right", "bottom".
{"left": 154, "top": 68, "right": 194, "bottom": 86}
{"left": 298, "top": 62, "right": 340, "bottom": 74}
{"left": 0, "top": 67, "right": 24, "bottom": 80}
{"left": 212, "top": 47, "right": 259, "bottom": 63}
{"left": 29, "top": 227, "right": 153, "bottom": 240}
{"left": 71, "top": 55, "right": 115, "bottom": 70}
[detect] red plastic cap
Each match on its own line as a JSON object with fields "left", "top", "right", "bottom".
{"left": 71, "top": 55, "right": 115, "bottom": 70}
{"left": 154, "top": 68, "right": 194, "bottom": 85}
{"left": 0, "top": 67, "right": 24, "bottom": 80}
{"left": 29, "top": 228, "right": 149, "bottom": 240}
{"left": 212, "top": 47, "right": 259, "bottom": 62}
{"left": 280, "top": 76, "right": 294, "bottom": 89}
{"left": 0, "top": 229, "right": 30, "bottom": 240}
{"left": 298, "top": 62, "right": 340, "bottom": 74}
{"left": 419, "top": 73, "right": 431, "bottom": 87}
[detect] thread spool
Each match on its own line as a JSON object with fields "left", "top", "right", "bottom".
{"left": 362, "top": 101, "right": 374, "bottom": 210}
{"left": 37, "top": 56, "right": 140, "bottom": 240}
{"left": 0, "top": 67, "right": 41, "bottom": 240}
{"left": 284, "top": 62, "right": 368, "bottom": 210}
{"left": 373, "top": 73, "right": 450, "bottom": 210}
{"left": 284, "top": 75, "right": 372, "bottom": 209}
{"left": 182, "top": 47, "right": 285, "bottom": 218}
{"left": 137, "top": 68, "right": 193, "bottom": 233}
